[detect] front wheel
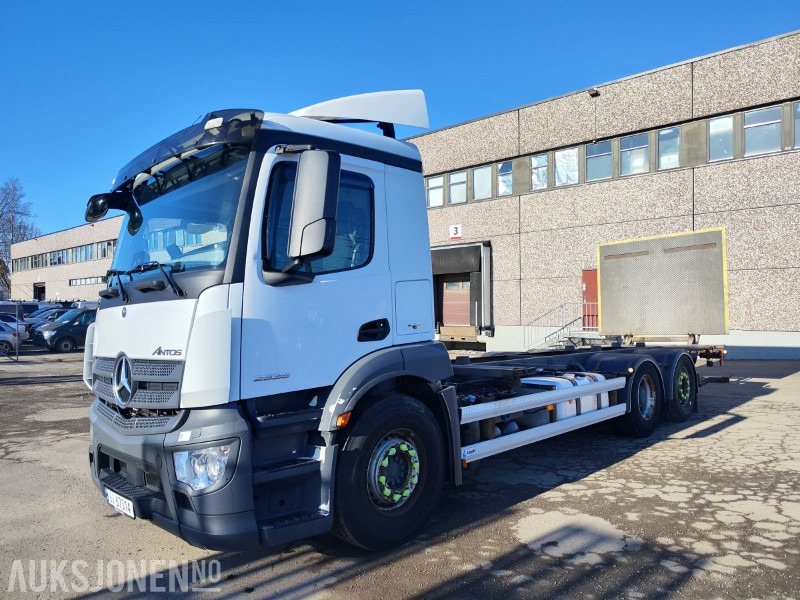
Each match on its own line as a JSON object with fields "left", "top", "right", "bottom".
{"left": 333, "top": 394, "right": 444, "bottom": 550}
{"left": 56, "top": 337, "right": 76, "bottom": 353}
{"left": 0, "top": 340, "right": 12, "bottom": 355}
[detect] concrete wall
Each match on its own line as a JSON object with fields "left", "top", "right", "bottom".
{"left": 412, "top": 31, "right": 800, "bottom": 354}
{"left": 10, "top": 216, "right": 123, "bottom": 302}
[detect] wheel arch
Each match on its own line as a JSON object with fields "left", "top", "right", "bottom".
{"left": 629, "top": 348, "right": 696, "bottom": 404}
{"left": 583, "top": 352, "right": 666, "bottom": 413}
{"left": 319, "top": 342, "right": 461, "bottom": 484}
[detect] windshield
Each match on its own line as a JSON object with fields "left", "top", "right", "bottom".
{"left": 55, "top": 310, "right": 81, "bottom": 324}
{"left": 111, "top": 144, "right": 249, "bottom": 274}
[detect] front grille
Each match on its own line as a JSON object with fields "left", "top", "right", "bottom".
{"left": 95, "top": 398, "right": 183, "bottom": 435}
{"left": 133, "top": 390, "right": 175, "bottom": 405}
{"left": 133, "top": 360, "right": 179, "bottom": 378}
{"left": 93, "top": 356, "right": 183, "bottom": 410}
{"left": 94, "top": 357, "right": 115, "bottom": 375}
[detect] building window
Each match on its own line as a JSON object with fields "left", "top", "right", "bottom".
{"left": 497, "top": 161, "right": 513, "bottom": 196}
{"left": 586, "top": 141, "right": 612, "bottom": 181}
{"left": 554, "top": 147, "right": 579, "bottom": 186}
{"left": 530, "top": 154, "right": 548, "bottom": 190}
{"left": 658, "top": 127, "right": 680, "bottom": 170}
{"left": 795, "top": 102, "right": 800, "bottom": 148}
{"left": 426, "top": 176, "right": 444, "bottom": 207}
{"left": 620, "top": 133, "right": 649, "bottom": 176}
{"left": 472, "top": 165, "right": 492, "bottom": 200}
{"left": 744, "top": 106, "right": 782, "bottom": 157}
{"left": 70, "top": 276, "right": 107, "bottom": 286}
{"left": 448, "top": 171, "right": 467, "bottom": 204}
{"left": 709, "top": 116, "right": 734, "bottom": 162}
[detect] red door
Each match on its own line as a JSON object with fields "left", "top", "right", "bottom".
{"left": 582, "top": 269, "right": 598, "bottom": 330}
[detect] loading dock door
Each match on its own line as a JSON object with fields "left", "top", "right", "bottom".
{"left": 431, "top": 242, "right": 492, "bottom": 340}
{"left": 442, "top": 276, "right": 471, "bottom": 326}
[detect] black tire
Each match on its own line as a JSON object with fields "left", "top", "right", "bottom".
{"left": 665, "top": 355, "right": 697, "bottom": 422}
{"left": 333, "top": 394, "right": 444, "bottom": 550}
{"left": 620, "top": 361, "right": 664, "bottom": 438}
{"left": 56, "top": 337, "right": 76, "bottom": 353}
{"left": 0, "top": 340, "right": 12, "bottom": 355}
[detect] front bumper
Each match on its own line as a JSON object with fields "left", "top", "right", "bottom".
{"left": 88, "top": 399, "right": 260, "bottom": 550}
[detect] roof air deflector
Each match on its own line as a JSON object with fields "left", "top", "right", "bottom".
{"left": 290, "top": 90, "right": 430, "bottom": 134}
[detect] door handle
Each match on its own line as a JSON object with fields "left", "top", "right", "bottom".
{"left": 358, "top": 319, "right": 390, "bottom": 342}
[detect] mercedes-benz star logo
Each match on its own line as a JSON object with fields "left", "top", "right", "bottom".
{"left": 113, "top": 355, "right": 133, "bottom": 407}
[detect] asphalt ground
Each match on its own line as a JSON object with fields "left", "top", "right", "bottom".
{"left": 0, "top": 348, "right": 798, "bottom": 599}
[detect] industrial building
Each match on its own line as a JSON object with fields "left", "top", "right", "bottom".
{"left": 9, "top": 31, "right": 800, "bottom": 356}
{"left": 411, "top": 31, "right": 800, "bottom": 358}
{"left": 9, "top": 216, "right": 122, "bottom": 302}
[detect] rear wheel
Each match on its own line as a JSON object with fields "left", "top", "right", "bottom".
{"left": 333, "top": 394, "right": 444, "bottom": 550}
{"left": 56, "top": 337, "right": 76, "bottom": 353}
{"left": 0, "top": 340, "right": 12, "bottom": 355}
{"left": 665, "top": 355, "right": 697, "bottom": 422}
{"left": 620, "top": 362, "right": 663, "bottom": 437}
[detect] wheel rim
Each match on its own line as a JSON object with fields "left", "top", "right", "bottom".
{"left": 0, "top": 342, "right": 10, "bottom": 355}
{"left": 676, "top": 368, "right": 692, "bottom": 407}
{"left": 637, "top": 374, "right": 656, "bottom": 420}
{"left": 366, "top": 430, "right": 421, "bottom": 511}
{"left": 60, "top": 339, "right": 72, "bottom": 351}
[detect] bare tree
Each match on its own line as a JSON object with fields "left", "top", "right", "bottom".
{"left": 0, "top": 178, "right": 41, "bottom": 297}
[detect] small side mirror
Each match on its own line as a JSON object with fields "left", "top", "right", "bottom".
{"left": 85, "top": 194, "right": 110, "bottom": 222}
{"left": 287, "top": 150, "right": 340, "bottom": 265}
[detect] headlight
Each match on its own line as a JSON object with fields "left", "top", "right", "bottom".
{"left": 43, "top": 330, "right": 55, "bottom": 338}
{"left": 173, "top": 445, "right": 231, "bottom": 491}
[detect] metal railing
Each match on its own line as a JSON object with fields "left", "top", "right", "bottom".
{"left": 524, "top": 302, "right": 600, "bottom": 350}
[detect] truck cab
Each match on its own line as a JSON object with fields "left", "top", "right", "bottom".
{"left": 86, "top": 91, "right": 455, "bottom": 550}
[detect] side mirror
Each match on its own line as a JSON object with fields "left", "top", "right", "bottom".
{"left": 85, "top": 190, "right": 142, "bottom": 235}
{"left": 85, "top": 194, "right": 110, "bottom": 222}
{"left": 286, "top": 150, "right": 340, "bottom": 265}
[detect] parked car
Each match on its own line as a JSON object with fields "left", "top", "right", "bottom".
{"left": 0, "top": 301, "right": 39, "bottom": 319}
{"left": 0, "top": 322, "right": 20, "bottom": 355}
{"left": 0, "top": 313, "right": 29, "bottom": 341}
{"left": 25, "top": 308, "right": 72, "bottom": 330}
{"left": 32, "top": 309, "right": 96, "bottom": 352}
{"left": 71, "top": 301, "right": 99, "bottom": 310}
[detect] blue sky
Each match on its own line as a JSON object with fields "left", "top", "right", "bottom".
{"left": 2, "top": 1, "right": 799, "bottom": 235}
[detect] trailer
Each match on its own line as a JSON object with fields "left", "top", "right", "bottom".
{"left": 82, "top": 91, "right": 722, "bottom": 552}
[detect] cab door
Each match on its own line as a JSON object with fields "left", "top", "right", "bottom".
{"left": 240, "top": 154, "right": 391, "bottom": 399}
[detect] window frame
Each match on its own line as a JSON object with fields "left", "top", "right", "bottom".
{"left": 585, "top": 141, "right": 612, "bottom": 182}
{"left": 472, "top": 164, "right": 493, "bottom": 201}
{"left": 263, "top": 161, "right": 376, "bottom": 277}
{"left": 426, "top": 175, "right": 444, "bottom": 208}
{"left": 657, "top": 126, "right": 681, "bottom": 170}
{"left": 554, "top": 147, "right": 580, "bottom": 187}
{"left": 743, "top": 105, "right": 783, "bottom": 157}
{"left": 619, "top": 133, "right": 650, "bottom": 176}
{"left": 497, "top": 161, "right": 513, "bottom": 197}
{"left": 447, "top": 171, "right": 467, "bottom": 205}
{"left": 530, "top": 153, "right": 548, "bottom": 191}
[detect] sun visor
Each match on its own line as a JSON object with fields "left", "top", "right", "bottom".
{"left": 112, "top": 109, "right": 264, "bottom": 191}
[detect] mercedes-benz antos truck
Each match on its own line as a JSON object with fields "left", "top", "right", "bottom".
{"left": 84, "top": 91, "right": 707, "bottom": 550}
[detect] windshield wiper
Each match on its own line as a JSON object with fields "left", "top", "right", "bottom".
{"left": 129, "top": 262, "right": 186, "bottom": 297}
{"left": 100, "top": 269, "right": 131, "bottom": 303}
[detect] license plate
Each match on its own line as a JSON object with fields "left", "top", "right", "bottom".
{"left": 104, "top": 487, "right": 135, "bottom": 519}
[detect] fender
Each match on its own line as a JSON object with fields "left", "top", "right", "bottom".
{"left": 584, "top": 352, "right": 665, "bottom": 413}
{"left": 318, "top": 341, "right": 454, "bottom": 432}
{"left": 629, "top": 348, "right": 693, "bottom": 403}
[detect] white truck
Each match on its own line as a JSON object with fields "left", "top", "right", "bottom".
{"left": 84, "top": 91, "right": 707, "bottom": 551}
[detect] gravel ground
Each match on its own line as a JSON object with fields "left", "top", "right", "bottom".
{"left": 0, "top": 348, "right": 798, "bottom": 599}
